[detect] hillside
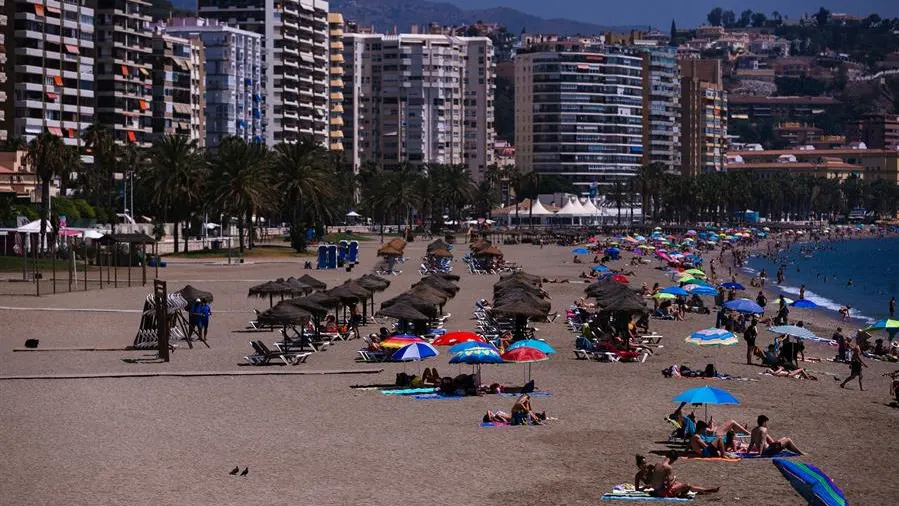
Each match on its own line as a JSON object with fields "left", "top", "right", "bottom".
{"left": 169, "top": 0, "right": 638, "bottom": 35}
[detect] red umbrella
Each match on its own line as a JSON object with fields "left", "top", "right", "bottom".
{"left": 501, "top": 346, "right": 548, "bottom": 383}
{"left": 431, "top": 331, "right": 486, "bottom": 346}
{"left": 611, "top": 274, "right": 629, "bottom": 284}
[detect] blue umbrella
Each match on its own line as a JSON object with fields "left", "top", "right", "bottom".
{"left": 767, "top": 325, "right": 819, "bottom": 340}
{"left": 571, "top": 247, "right": 590, "bottom": 255}
{"left": 688, "top": 285, "right": 718, "bottom": 296}
{"left": 673, "top": 385, "right": 740, "bottom": 419}
{"left": 660, "top": 286, "right": 689, "bottom": 296}
{"left": 790, "top": 299, "right": 818, "bottom": 309}
{"left": 592, "top": 265, "right": 610, "bottom": 272}
{"left": 605, "top": 247, "right": 620, "bottom": 254}
{"left": 507, "top": 339, "right": 557, "bottom": 354}
{"left": 449, "top": 347, "right": 504, "bottom": 364}
{"left": 448, "top": 341, "right": 495, "bottom": 354}
{"left": 720, "top": 282, "right": 745, "bottom": 290}
{"left": 724, "top": 298, "right": 764, "bottom": 314}
{"left": 391, "top": 342, "right": 439, "bottom": 361}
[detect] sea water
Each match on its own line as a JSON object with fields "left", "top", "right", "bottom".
{"left": 744, "top": 236, "right": 899, "bottom": 324}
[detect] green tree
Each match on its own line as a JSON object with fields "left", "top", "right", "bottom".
{"left": 24, "top": 132, "right": 65, "bottom": 252}
{"left": 143, "top": 135, "right": 206, "bottom": 253}
{"left": 737, "top": 9, "right": 752, "bottom": 28}
{"left": 751, "top": 12, "right": 767, "bottom": 28}
{"left": 207, "top": 137, "right": 271, "bottom": 253}
{"left": 82, "top": 123, "right": 118, "bottom": 211}
{"left": 273, "top": 138, "right": 337, "bottom": 252}
{"left": 707, "top": 7, "right": 724, "bottom": 26}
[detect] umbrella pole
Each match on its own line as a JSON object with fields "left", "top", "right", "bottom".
{"left": 269, "top": 294, "right": 273, "bottom": 308}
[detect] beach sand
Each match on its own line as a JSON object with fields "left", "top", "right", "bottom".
{"left": 1, "top": 238, "right": 897, "bottom": 506}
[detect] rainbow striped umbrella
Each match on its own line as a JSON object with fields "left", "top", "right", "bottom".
{"left": 773, "top": 459, "right": 846, "bottom": 506}
{"left": 685, "top": 328, "right": 738, "bottom": 347}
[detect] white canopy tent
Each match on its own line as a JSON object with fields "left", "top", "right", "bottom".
{"left": 16, "top": 220, "right": 53, "bottom": 233}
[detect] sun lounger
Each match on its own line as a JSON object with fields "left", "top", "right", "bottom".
{"left": 573, "top": 349, "right": 593, "bottom": 360}
{"left": 357, "top": 350, "right": 386, "bottom": 362}
{"left": 244, "top": 340, "right": 310, "bottom": 366}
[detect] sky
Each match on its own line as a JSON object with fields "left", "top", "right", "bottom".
{"left": 443, "top": 0, "right": 899, "bottom": 29}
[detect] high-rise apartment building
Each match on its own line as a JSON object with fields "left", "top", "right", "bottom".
{"left": 340, "top": 33, "right": 495, "bottom": 179}
{"left": 515, "top": 42, "right": 643, "bottom": 190}
{"left": 0, "top": 0, "right": 7, "bottom": 142}
{"left": 680, "top": 58, "right": 727, "bottom": 175}
{"left": 93, "top": 0, "right": 153, "bottom": 146}
{"left": 197, "top": 0, "right": 329, "bottom": 146}
{"left": 4, "top": 0, "right": 95, "bottom": 146}
{"left": 165, "top": 18, "right": 264, "bottom": 149}
{"left": 150, "top": 30, "right": 205, "bottom": 145}
{"left": 328, "top": 12, "right": 343, "bottom": 151}
{"left": 641, "top": 46, "right": 680, "bottom": 173}
{"left": 850, "top": 113, "right": 899, "bottom": 151}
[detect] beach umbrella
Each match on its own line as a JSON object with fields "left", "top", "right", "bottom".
{"left": 660, "top": 286, "right": 688, "bottom": 296}
{"left": 298, "top": 274, "right": 327, "bottom": 290}
{"left": 257, "top": 301, "right": 311, "bottom": 326}
{"left": 248, "top": 280, "right": 293, "bottom": 307}
{"left": 592, "top": 265, "right": 610, "bottom": 272}
{"left": 431, "top": 331, "right": 486, "bottom": 346}
{"left": 775, "top": 296, "right": 795, "bottom": 305}
{"left": 507, "top": 339, "right": 556, "bottom": 354}
{"left": 378, "top": 302, "right": 431, "bottom": 328}
{"left": 450, "top": 347, "right": 504, "bottom": 364}
{"left": 724, "top": 298, "right": 764, "bottom": 314}
{"left": 673, "top": 385, "right": 740, "bottom": 420}
{"left": 284, "top": 277, "right": 314, "bottom": 295}
{"left": 492, "top": 299, "right": 549, "bottom": 318}
{"left": 611, "top": 274, "right": 629, "bottom": 284}
{"left": 720, "top": 282, "right": 745, "bottom": 290}
{"left": 688, "top": 285, "right": 718, "bottom": 296}
{"left": 176, "top": 285, "right": 214, "bottom": 303}
{"left": 686, "top": 328, "right": 738, "bottom": 347}
{"left": 381, "top": 336, "right": 426, "bottom": 349}
{"left": 653, "top": 292, "right": 676, "bottom": 300}
{"left": 432, "top": 272, "right": 461, "bottom": 282}
{"left": 501, "top": 346, "right": 549, "bottom": 383}
{"left": 679, "top": 277, "right": 711, "bottom": 286}
{"left": 773, "top": 459, "right": 847, "bottom": 506}
{"left": 767, "top": 325, "right": 819, "bottom": 340}
{"left": 684, "top": 268, "right": 706, "bottom": 277}
{"left": 449, "top": 341, "right": 496, "bottom": 354}
{"left": 862, "top": 318, "right": 899, "bottom": 337}
{"left": 391, "top": 342, "right": 439, "bottom": 361}
{"left": 571, "top": 247, "right": 590, "bottom": 255}
{"left": 790, "top": 299, "right": 818, "bottom": 309}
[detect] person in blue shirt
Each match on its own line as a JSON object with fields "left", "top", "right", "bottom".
{"left": 194, "top": 298, "right": 211, "bottom": 342}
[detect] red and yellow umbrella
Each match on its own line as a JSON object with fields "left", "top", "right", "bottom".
{"left": 431, "top": 331, "right": 486, "bottom": 346}
{"left": 380, "top": 336, "right": 425, "bottom": 349}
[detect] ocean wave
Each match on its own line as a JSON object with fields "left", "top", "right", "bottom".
{"left": 774, "top": 285, "right": 875, "bottom": 324}
{"left": 742, "top": 266, "right": 758, "bottom": 275}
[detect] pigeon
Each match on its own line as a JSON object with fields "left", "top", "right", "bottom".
{"left": 229, "top": 467, "right": 239, "bottom": 475}
{"left": 239, "top": 467, "right": 249, "bottom": 476}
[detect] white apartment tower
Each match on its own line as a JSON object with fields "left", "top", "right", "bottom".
{"left": 341, "top": 33, "right": 495, "bottom": 179}
{"left": 197, "top": 0, "right": 329, "bottom": 146}
{"left": 4, "top": 0, "right": 95, "bottom": 146}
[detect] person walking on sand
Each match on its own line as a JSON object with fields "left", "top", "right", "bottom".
{"left": 840, "top": 343, "right": 868, "bottom": 391}
{"left": 743, "top": 316, "right": 759, "bottom": 365}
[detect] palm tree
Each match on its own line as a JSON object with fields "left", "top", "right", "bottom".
{"left": 57, "top": 146, "right": 82, "bottom": 198}
{"left": 207, "top": 137, "right": 271, "bottom": 253}
{"left": 1, "top": 137, "right": 26, "bottom": 152}
{"left": 506, "top": 166, "right": 522, "bottom": 227}
{"left": 82, "top": 123, "right": 117, "bottom": 210}
{"left": 24, "top": 132, "right": 65, "bottom": 252}
{"left": 521, "top": 170, "right": 541, "bottom": 229}
{"left": 609, "top": 180, "right": 624, "bottom": 225}
{"left": 273, "top": 138, "right": 336, "bottom": 252}
{"left": 143, "top": 135, "right": 206, "bottom": 253}
{"left": 431, "top": 164, "right": 475, "bottom": 226}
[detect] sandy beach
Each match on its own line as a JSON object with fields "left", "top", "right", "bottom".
{"left": 1, "top": 236, "right": 897, "bottom": 506}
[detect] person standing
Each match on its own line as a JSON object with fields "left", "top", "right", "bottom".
{"left": 890, "top": 296, "right": 895, "bottom": 318}
{"left": 743, "top": 317, "right": 758, "bottom": 365}
{"left": 833, "top": 327, "right": 847, "bottom": 362}
{"left": 755, "top": 291, "right": 767, "bottom": 310}
{"left": 840, "top": 342, "right": 867, "bottom": 391}
{"left": 195, "top": 298, "right": 211, "bottom": 343}
{"left": 799, "top": 284, "right": 806, "bottom": 300}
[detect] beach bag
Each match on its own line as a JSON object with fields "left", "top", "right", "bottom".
{"left": 704, "top": 363, "right": 717, "bottom": 378}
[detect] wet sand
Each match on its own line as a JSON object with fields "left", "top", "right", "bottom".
{"left": 1, "top": 238, "right": 897, "bottom": 506}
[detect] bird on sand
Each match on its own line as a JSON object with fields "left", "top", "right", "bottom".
{"left": 229, "top": 467, "right": 239, "bottom": 475}
{"left": 239, "top": 467, "right": 249, "bottom": 476}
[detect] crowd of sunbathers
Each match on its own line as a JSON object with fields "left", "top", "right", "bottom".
{"left": 573, "top": 310, "right": 656, "bottom": 360}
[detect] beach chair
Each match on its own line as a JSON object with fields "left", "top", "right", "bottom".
{"left": 357, "top": 349, "right": 386, "bottom": 362}
{"left": 573, "top": 349, "right": 592, "bottom": 360}
{"left": 245, "top": 340, "right": 310, "bottom": 366}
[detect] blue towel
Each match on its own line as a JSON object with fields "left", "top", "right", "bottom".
{"left": 480, "top": 422, "right": 511, "bottom": 427}
{"left": 496, "top": 392, "right": 552, "bottom": 397}
{"left": 412, "top": 393, "right": 464, "bottom": 400}
{"left": 381, "top": 387, "right": 438, "bottom": 396}
{"left": 601, "top": 493, "right": 692, "bottom": 502}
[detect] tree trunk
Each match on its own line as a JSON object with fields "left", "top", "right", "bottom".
{"left": 40, "top": 177, "right": 50, "bottom": 255}
{"left": 238, "top": 220, "right": 246, "bottom": 254}
{"left": 173, "top": 222, "right": 180, "bottom": 254}
{"left": 183, "top": 220, "right": 190, "bottom": 253}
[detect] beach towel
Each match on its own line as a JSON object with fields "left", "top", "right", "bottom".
{"left": 381, "top": 387, "right": 439, "bottom": 396}
{"left": 680, "top": 453, "right": 741, "bottom": 462}
{"left": 480, "top": 422, "right": 512, "bottom": 427}
{"left": 496, "top": 392, "right": 553, "bottom": 397}
{"left": 600, "top": 493, "right": 693, "bottom": 502}
{"left": 413, "top": 393, "right": 464, "bottom": 400}
{"left": 732, "top": 451, "right": 799, "bottom": 459}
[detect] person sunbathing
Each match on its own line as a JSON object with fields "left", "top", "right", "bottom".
{"left": 648, "top": 451, "right": 720, "bottom": 498}
{"left": 707, "top": 417, "right": 750, "bottom": 437}
{"left": 634, "top": 454, "right": 655, "bottom": 491}
{"left": 690, "top": 421, "right": 727, "bottom": 458}
{"left": 765, "top": 366, "right": 818, "bottom": 380}
{"left": 748, "top": 415, "right": 804, "bottom": 456}
{"left": 511, "top": 393, "right": 543, "bottom": 425}
{"left": 487, "top": 380, "right": 535, "bottom": 394}
{"left": 421, "top": 367, "right": 441, "bottom": 385}
{"left": 483, "top": 410, "right": 511, "bottom": 423}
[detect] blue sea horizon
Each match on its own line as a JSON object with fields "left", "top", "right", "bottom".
{"left": 744, "top": 236, "right": 899, "bottom": 325}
